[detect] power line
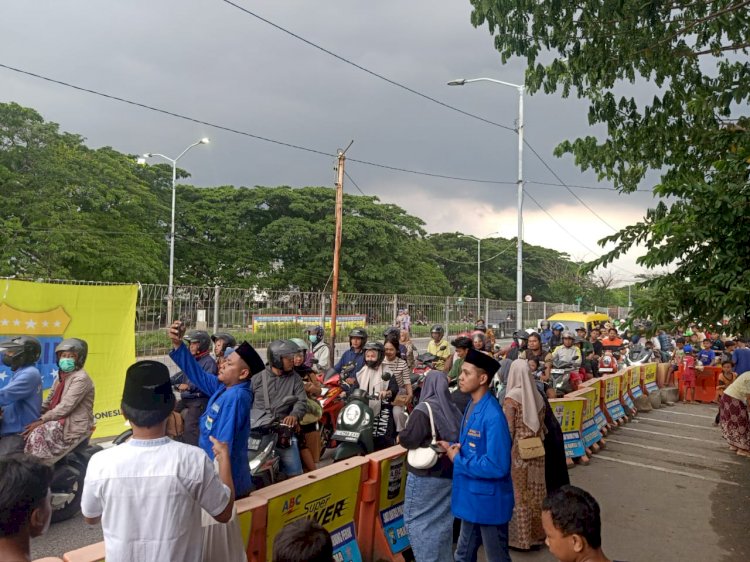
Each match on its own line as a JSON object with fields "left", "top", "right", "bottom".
{"left": 218, "top": 0, "right": 516, "bottom": 133}
{"left": 343, "top": 171, "right": 367, "bottom": 196}
{"left": 434, "top": 244, "right": 515, "bottom": 265}
{"left": 526, "top": 180, "right": 652, "bottom": 193}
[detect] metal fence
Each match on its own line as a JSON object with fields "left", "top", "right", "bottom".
{"left": 134, "top": 283, "right": 632, "bottom": 357}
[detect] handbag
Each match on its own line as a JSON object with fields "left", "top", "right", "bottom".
{"left": 517, "top": 436, "right": 545, "bottom": 460}
{"left": 406, "top": 402, "right": 439, "bottom": 469}
{"left": 301, "top": 397, "right": 323, "bottom": 425}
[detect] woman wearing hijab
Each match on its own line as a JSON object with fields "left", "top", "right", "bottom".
{"left": 400, "top": 370, "right": 462, "bottom": 562}
{"left": 503, "top": 359, "right": 547, "bottom": 550}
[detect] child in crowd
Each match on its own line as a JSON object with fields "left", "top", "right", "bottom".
{"left": 0, "top": 455, "right": 52, "bottom": 562}
{"left": 681, "top": 345, "right": 697, "bottom": 404}
{"left": 697, "top": 339, "right": 716, "bottom": 367}
{"left": 272, "top": 519, "right": 333, "bottom": 562}
{"left": 542, "top": 485, "right": 617, "bottom": 562}
{"left": 670, "top": 338, "right": 686, "bottom": 386}
{"left": 715, "top": 360, "right": 738, "bottom": 425}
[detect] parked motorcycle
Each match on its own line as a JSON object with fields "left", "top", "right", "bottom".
{"left": 48, "top": 436, "right": 102, "bottom": 523}
{"left": 332, "top": 373, "right": 394, "bottom": 461}
{"left": 248, "top": 395, "right": 298, "bottom": 489}
{"left": 623, "top": 345, "right": 653, "bottom": 367}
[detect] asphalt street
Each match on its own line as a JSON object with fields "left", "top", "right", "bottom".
{"left": 31, "top": 400, "right": 750, "bottom": 561}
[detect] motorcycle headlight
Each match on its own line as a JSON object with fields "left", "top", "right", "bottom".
{"left": 342, "top": 404, "right": 360, "bottom": 425}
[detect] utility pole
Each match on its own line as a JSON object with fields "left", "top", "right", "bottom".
{"left": 329, "top": 141, "right": 353, "bottom": 360}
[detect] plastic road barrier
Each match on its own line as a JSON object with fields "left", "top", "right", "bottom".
{"left": 643, "top": 363, "right": 659, "bottom": 394}
{"left": 619, "top": 370, "right": 636, "bottom": 414}
{"left": 549, "top": 397, "right": 587, "bottom": 459}
{"left": 580, "top": 378, "right": 609, "bottom": 434}
{"left": 567, "top": 387, "right": 604, "bottom": 450}
{"left": 358, "top": 446, "right": 411, "bottom": 562}
{"left": 676, "top": 364, "right": 721, "bottom": 403}
{"left": 601, "top": 374, "right": 627, "bottom": 425}
{"left": 628, "top": 366, "right": 644, "bottom": 401}
{"left": 251, "top": 456, "right": 369, "bottom": 562}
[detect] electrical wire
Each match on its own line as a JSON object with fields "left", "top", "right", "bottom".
{"left": 526, "top": 180, "right": 652, "bottom": 193}
{"left": 218, "top": 0, "right": 516, "bottom": 132}
{"left": 343, "top": 171, "right": 367, "bottom": 196}
{"left": 434, "top": 244, "right": 515, "bottom": 265}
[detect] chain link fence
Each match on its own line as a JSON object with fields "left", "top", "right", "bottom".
{"left": 134, "top": 284, "right": 632, "bottom": 357}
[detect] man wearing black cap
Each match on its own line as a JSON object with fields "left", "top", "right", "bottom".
{"left": 168, "top": 321, "right": 265, "bottom": 499}
{"left": 439, "top": 349, "right": 513, "bottom": 562}
{"left": 81, "top": 360, "right": 235, "bottom": 562}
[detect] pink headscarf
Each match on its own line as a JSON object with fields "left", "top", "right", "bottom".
{"left": 505, "top": 359, "right": 544, "bottom": 433}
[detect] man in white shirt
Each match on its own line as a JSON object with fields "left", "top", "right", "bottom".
{"left": 81, "top": 360, "right": 234, "bottom": 562}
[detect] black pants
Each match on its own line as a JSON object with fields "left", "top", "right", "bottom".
{"left": 0, "top": 434, "right": 25, "bottom": 455}
{"left": 181, "top": 397, "right": 208, "bottom": 447}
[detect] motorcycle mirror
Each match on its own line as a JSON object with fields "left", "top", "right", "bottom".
{"left": 323, "top": 368, "right": 338, "bottom": 383}
{"left": 382, "top": 372, "right": 392, "bottom": 381}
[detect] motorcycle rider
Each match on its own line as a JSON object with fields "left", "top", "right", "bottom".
{"left": 549, "top": 331, "right": 582, "bottom": 398}
{"left": 333, "top": 328, "right": 368, "bottom": 383}
{"left": 539, "top": 320, "right": 553, "bottom": 348}
{"left": 250, "top": 340, "right": 308, "bottom": 477}
{"left": 427, "top": 325, "right": 451, "bottom": 371}
{"left": 211, "top": 332, "right": 237, "bottom": 360}
{"left": 304, "top": 325, "right": 330, "bottom": 373}
{"left": 601, "top": 327, "right": 624, "bottom": 353}
{"left": 354, "top": 342, "right": 399, "bottom": 450}
{"left": 171, "top": 330, "right": 217, "bottom": 447}
{"left": 23, "top": 338, "right": 95, "bottom": 461}
{"left": 505, "top": 331, "right": 529, "bottom": 361}
{"left": 548, "top": 323, "right": 565, "bottom": 351}
{"left": 0, "top": 336, "right": 42, "bottom": 455}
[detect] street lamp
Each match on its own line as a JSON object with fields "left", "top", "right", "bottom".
{"left": 459, "top": 232, "right": 499, "bottom": 320}
{"left": 448, "top": 77, "right": 525, "bottom": 330}
{"left": 142, "top": 137, "right": 209, "bottom": 323}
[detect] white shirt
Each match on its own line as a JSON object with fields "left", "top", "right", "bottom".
{"left": 651, "top": 336, "right": 662, "bottom": 350}
{"left": 81, "top": 437, "right": 230, "bottom": 562}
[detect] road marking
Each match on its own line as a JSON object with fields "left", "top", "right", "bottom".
{"left": 594, "top": 455, "right": 740, "bottom": 486}
{"left": 605, "top": 439, "right": 743, "bottom": 465}
{"left": 634, "top": 417, "right": 714, "bottom": 430}
{"left": 649, "top": 410, "right": 715, "bottom": 420}
{"left": 619, "top": 427, "right": 724, "bottom": 445}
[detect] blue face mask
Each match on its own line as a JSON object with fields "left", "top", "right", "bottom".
{"left": 58, "top": 357, "right": 76, "bottom": 372}
{"left": 309, "top": 335, "right": 318, "bottom": 344}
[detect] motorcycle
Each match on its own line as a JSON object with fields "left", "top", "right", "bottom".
{"left": 48, "top": 435, "right": 102, "bottom": 523}
{"left": 598, "top": 350, "right": 619, "bottom": 375}
{"left": 408, "top": 352, "right": 438, "bottom": 412}
{"left": 332, "top": 372, "right": 394, "bottom": 462}
{"left": 623, "top": 345, "right": 653, "bottom": 367}
{"left": 248, "top": 395, "right": 298, "bottom": 489}
{"left": 550, "top": 364, "right": 576, "bottom": 397}
{"left": 318, "top": 362, "right": 356, "bottom": 456}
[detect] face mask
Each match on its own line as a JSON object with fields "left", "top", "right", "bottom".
{"left": 59, "top": 358, "right": 76, "bottom": 372}
{"left": 309, "top": 335, "right": 318, "bottom": 343}
{"left": 365, "top": 360, "right": 379, "bottom": 369}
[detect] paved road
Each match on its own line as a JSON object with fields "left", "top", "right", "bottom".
{"left": 31, "top": 401, "right": 750, "bottom": 561}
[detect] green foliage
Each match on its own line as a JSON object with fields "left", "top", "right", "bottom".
{"left": 470, "top": 0, "right": 750, "bottom": 332}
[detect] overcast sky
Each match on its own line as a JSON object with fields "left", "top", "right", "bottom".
{"left": 1, "top": 0, "right": 663, "bottom": 284}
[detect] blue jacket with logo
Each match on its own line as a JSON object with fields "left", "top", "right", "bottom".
{"left": 170, "top": 344, "right": 253, "bottom": 497}
{"left": 0, "top": 365, "right": 42, "bottom": 436}
{"left": 451, "top": 392, "right": 514, "bottom": 525}
{"left": 333, "top": 348, "right": 365, "bottom": 376}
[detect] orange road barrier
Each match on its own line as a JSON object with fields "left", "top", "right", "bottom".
{"left": 357, "top": 446, "right": 411, "bottom": 562}
{"left": 567, "top": 387, "right": 604, "bottom": 453}
{"left": 549, "top": 396, "right": 588, "bottom": 464}
{"left": 676, "top": 364, "right": 720, "bottom": 403}
{"left": 34, "top": 558, "right": 63, "bottom": 562}
{"left": 656, "top": 362, "right": 671, "bottom": 388}
{"left": 250, "top": 456, "right": 369, "bottom": 562}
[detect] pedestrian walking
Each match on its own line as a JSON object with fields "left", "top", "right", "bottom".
{"left": 400, "top": 370, "right": 462, "bottom": 562}
{"left": 503, "top": 359, "right": 547, "bottom": 550}
{"left": 439, "top": 349, "right": 514, "bottom": 562}
{"left": 718, "top": 371, "right": 750, "bottom": 457}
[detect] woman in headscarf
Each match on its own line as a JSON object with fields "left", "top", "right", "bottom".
{"left": 503, "top": 359, "right": 547, "bottom": 550}
{"left": 400, "top": 371, "right": 462, "bottom": 562}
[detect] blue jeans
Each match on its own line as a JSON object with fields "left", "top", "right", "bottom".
{"left": 403, "top": 473, "right": 453, "bottom": 562}
{"left": 454, "top": 520, "right": 511, "bottom": 562}
{"left": 277, "top": 436, "right": 303, "bottom": 477}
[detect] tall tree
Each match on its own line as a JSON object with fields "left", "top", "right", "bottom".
{"left": 470, "top": 0, "right": 750, "bottom": 332}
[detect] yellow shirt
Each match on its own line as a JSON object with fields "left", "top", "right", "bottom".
{"left": 427, "top": 339, "right": 451, "bottom": 370}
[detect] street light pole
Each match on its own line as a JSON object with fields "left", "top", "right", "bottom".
{"left": 142, "top": 137, "right": 209, "bottom": 324}
{"left": 459, "top": 232, "right": 499, "bottom": 321}
{"left": 448, "top": 77, "right": 525, "bottom": 330}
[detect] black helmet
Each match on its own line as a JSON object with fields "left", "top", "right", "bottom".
{"left": 184, "top": 330, "right": 211, "bottom": 353}
{"left": 0, "top": 336, "right": 42, "bottom": 371}
{"left": 305, "top": 325, "right": 324, "bottom": 340}
{"left": 362, "top": 341, "right": 385, "bottom": 367}
{"left": 267, "top": 340, "right": 299, "bottom": 370}
{"left": 55, "top": 338, "right": 88, "bottom": 370}
{"left": 474, "top": 322, "right": 487, "bottom": 333}
{"left": 430, "top": 324, "right": 445, "bottom": 335}
{"left": 348, "top": 328, "right": 368, "bottom": 346}
{"left": 383, "top": 326, "right": 400, "bottom": 339}
{"left": 211, "top": 332, "right": 237, "bottom": 348}
{"left": 512, "top": 330, "right": 529, "bottom": 341}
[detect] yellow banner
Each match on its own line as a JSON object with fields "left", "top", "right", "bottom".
{"left": 644, "top": 363, "right": 657, "bottom": 386}
{"left": 576, "top": 387, "right": 597, "bottom": 421}
{"left": 551, "top": 399, "right": 584, "bottom": 432}
{"left": 586, "top": 379, "right": 602, "bottom": 408}
{"left": 604, "top": 375, "right": 620, "bottom": 403}
{"left": 265, "top": 466, "right": 362, "bottom": 561}
{"left": 0, "top": 279, "right": 137, "bottom": 438}
{"left": 629, "top": 367, "right": 642, "bottom": 390}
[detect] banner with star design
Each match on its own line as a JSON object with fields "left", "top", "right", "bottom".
{"left": 0, "top": 279, "right": 137, "bottom": 438}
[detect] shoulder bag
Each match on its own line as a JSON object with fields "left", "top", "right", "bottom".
{"left": 406, "top": 402, "right": 439, "bottom": 469}
{"left": 517, "top": 436, "right": 545, "bottom": 460}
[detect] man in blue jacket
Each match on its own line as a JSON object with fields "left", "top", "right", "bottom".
{"left": 439, "top": 349, "right": 513, "bottom": 562}
{"left": 332, "top": 328, "right": 367, "bottom": 383}
{"left": 0, "top": 337, "right": 43, "bottom": 455}
{"left": 168, "top": 322, "right": 265, "bottom": 498}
